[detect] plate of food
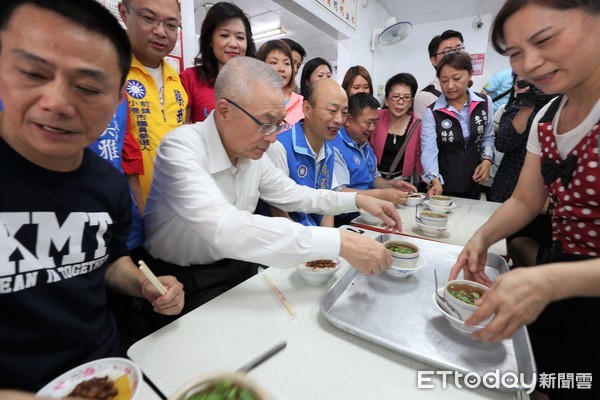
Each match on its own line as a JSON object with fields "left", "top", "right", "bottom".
{"left": 36, "top": 357, "right": 141, "bottom": 399}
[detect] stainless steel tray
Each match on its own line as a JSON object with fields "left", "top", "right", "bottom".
{"left": 320, "top": 234, "right": 536, "bottom": 391}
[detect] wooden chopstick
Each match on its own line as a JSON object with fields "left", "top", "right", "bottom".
{"left": 261, "top": 270, "right": 297, "bottom": 317}
{"left": 138, "top": 260, "right": 167, "bottom": 296}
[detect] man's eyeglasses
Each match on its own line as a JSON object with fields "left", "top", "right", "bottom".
{"left": 225, "top": 98, "right": 287, "bottom": 136}
{"left": 436, "top": 45, "right": 465, "bottom": 57}
{"left": 124, "top": 2, "right": 180, "bottom": 34}
{"left": 389, "top": 95, "right": 413, "bottom": 103}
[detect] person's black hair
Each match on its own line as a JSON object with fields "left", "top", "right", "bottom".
{"left": 0, "top": 0, "right": 131, "bottom": 86}
{"left": 427, "top": 29, "right": 464, "bottom": 58}
{"left": 193, "top": 2, "right": 256, "bottom": 86}
{"left": 348, "top": 93, "right": 380, "bottom": 118}
{"left": 491, "top": 0, "right": 600, "bottom": 54}
{"left": 300, "top": 57, "right": 332, "bottom": 95}
{"left": 436, "top": 52, "right": 473, "bottom": 78}
{"left": 281, "top": 38, "right": 306, "bottom": 61}
{"left": 384, "top": 72, "right": 418, "bottom": 99}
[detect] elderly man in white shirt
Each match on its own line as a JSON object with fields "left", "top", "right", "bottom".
{"left": 143, "top": 56, "right": 402, "bottom": 316}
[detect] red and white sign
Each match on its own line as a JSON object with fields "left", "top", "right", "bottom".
{"left": 470, "top": 53, "right": 485, "bottom": 76}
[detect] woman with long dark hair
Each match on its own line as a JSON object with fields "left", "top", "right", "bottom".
{"left": 180, "top": 2, "right": 255, "bottom": 122}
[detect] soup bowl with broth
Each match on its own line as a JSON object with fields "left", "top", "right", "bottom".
{"left": 444, "top": 280, "right": 489, "bottom": 321}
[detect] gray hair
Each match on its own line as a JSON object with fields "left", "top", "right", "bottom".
{"left": 215, "top": 56, "right": 283, "bottom": 104}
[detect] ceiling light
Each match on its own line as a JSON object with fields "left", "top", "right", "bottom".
{"left": 253, "top": 27, "right": 288, "bottom": 41}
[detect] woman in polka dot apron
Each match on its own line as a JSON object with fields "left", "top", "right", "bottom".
{"left": 449, "top": 1, "right": 600, "bottom": 399}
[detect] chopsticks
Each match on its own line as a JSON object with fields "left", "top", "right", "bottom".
{"left": 142, "top": 371, "right": 167, "bottom": 400}
{"left": 259, "top": 268, "right": 297, "bottom": 317}
{"left": 237, "top": 341, "right": 287, "bottom": 373}
{"left": 138, "top": 260, "right": 167, "bottom": 295}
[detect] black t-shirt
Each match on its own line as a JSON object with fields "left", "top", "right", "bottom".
{"left": 0, "top": 137, "right": 132, "bottom": 391}
{"left": 379, "top": 133, "right": 406, "bottom": 174}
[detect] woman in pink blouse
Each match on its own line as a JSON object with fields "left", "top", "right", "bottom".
{"left": 370, "top": 73, "right": 422, "bottom": 185}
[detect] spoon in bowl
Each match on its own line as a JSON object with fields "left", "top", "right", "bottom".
{"left": 434, "top": 269, "right": 462, "bottom": 321}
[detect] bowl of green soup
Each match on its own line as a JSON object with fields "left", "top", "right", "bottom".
{"left": 384, "top": 241, "right": 419, "bottom": 267}
{"left": 418, "top": 210, "right": 449, "bottom": 227}
{"left": 169, "top": 372, "right": 272, "bottom": 400}
{"left": 443, "top": 280, "right": 489, "bottom": 321}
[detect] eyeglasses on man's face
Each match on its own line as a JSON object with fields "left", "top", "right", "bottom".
{"left": 124, "top": 2, "right": 180, "bottom": 34}
{"left": 436, "top": 45, "right": 465, "bottom": 57}
{"left": 389, "top": 94, "right": 413, "bottom": 103}
{"left": 225, "top": 98, "right": 287, "bottom": 136}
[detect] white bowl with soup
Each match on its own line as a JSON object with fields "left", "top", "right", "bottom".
{"left": 405, "top": 193, "right": 426, "bottom": 207}
{"left": 169, "top": 371, "right": 273, "bottom": 400}
{"left": 428, "top": 195, "right": 452, "bottom": 207}
{"left": 384, "top": 241, "right": 420, "bottom": 269}
{"left": 432, "top": 288, "right": 487, "bottom": 335}
{"left": 424, "top": 200, "right": 456, "bottom": 214}
{"left": 444, "top": 280, "right": 489, "bottom": 321}
{"left": 358, "top": 209, "right": 381, "bottom": 225}
{"left": 418, "top": 210, "right": 448, "bottom": 227}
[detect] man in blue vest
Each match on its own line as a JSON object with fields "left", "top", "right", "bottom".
{"left": 332, "top": 93, "right": 416, "bottom": 226}
{"left": 266, "top": 78, "right": 345, "bottom": 226}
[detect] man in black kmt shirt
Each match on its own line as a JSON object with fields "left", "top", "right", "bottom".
{"left": 0, "top": 0, "right": 185, "bottom": 396}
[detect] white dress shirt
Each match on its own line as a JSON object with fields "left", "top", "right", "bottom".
{"left": 144, "top": 113, "right": 358, "bottom": 267}
{"left": 413, "top": 77, "right": 441, "bottom": 119}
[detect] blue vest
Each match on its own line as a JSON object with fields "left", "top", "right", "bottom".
{"left": 277, "top": 122, "right": 334, "bottom": 226}
{"left": 429, "top": 93, "right": 488, "bottom": 193}
{"left": 89, "top": 100, "right": 144, "bottom": 249}
{"left": 331, "top": 127, "right": 377, "bottom": 190}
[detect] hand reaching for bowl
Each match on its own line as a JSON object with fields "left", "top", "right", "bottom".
{"left": 449, "top": 235, "right": 494, "bottom": 286}
{"left": 379, "top": 187, "right": 410, "bottom": 206}
{"left": 391, "top": 179, "right": 418, "bottom": 193}
{"left": 340, "top": 230, "right": 392, "bottom": 275}
{"left": 464, "top": 267, "right": 554, "bottom": 342}
{"left": 427, "top": 179, "right": 443, "bottom": 198}
{"left": 355, "top": 193, "right": 402, "bottom": 231}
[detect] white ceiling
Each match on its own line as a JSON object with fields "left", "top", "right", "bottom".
{"left": 192, "top": 0, "right": 505, "bottom": 75}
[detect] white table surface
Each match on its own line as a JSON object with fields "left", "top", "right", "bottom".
{"left": 138, "top": 381, "right": 162, "bottom": 400}
{"left": 129, "top": 233, "right": 525, "bottom": 400}
{"left": 352, "top": 196, "right": 507, "bottom": 256}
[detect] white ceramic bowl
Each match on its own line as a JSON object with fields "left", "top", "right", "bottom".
{"left": 169, "top": 371, "right": 274, "bottom": 400}
{"left": 418, "top": 210, "right": 449, "bottom": 227}
{"left": 432, "top": 288, "right": 487, "bottom": 336}
{"left": 444, "top": 279, "right": 489, "bottom": 321}
{"left": 358, "top": 209, "right": 381, "bottom": 225}
{"left": 424, "top": 200, "right": 456, "bottom": 214}
{"left": 37, "top": 357, "right": 141, "bottom": 399}
{"left": 384, "top": 241, "right": 420, "bottom": 268}
{"left": 296, "top": 259, "right": 341, "bottom": 285}
{"left": 387, "top": 254, "right": 426, "bottom": 278}
{"left": 415, "top": 220, "right": 453, "bottom": 237}
{"left": 428, "top": 195, "right": 453, "bottom": 206}
{"left": 405, "top": 193, "right": 426, "bottom": 207}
